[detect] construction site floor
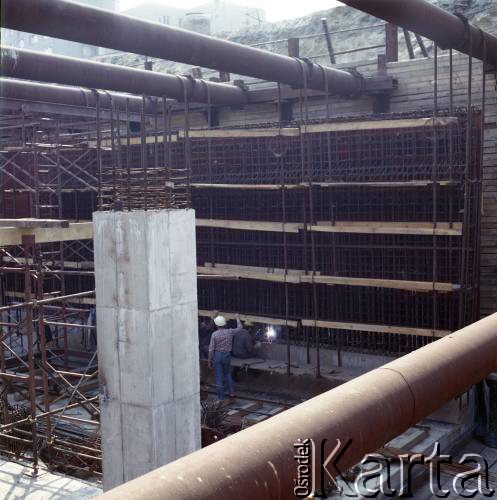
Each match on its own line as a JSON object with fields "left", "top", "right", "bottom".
{"left": 0, "top": 457, "right": 101, "bottom": 499}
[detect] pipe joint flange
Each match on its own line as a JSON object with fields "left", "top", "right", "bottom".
{"left": 301, "top": 57, "right": 317, "bottom": 85}
{"left": 102, "top": 89, "right": 114, "bottom": 109}
{"left": 290, "top": 57, "right": 312, "bottom": 90}
{"left": 345, "top": 67, "right": 365, "bottom": 95}
{"left": 88, "top": 88, "right": 102, "bottom": 108}
{"left": 453, "top": 12, "right": 472, "bottom": 52}
{"left": 175, "top": 74, "right": 195, "bottom": 102}
{"left": 78, "top": 87, "right": 90, "bottom": 108}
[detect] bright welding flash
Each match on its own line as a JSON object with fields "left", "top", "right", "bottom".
{"left": 266, "top": 325, "right": 277, "bottom": 341}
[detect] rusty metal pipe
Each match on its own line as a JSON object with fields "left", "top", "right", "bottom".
{"left": 340, "top": 0, "right": 497, "bottom": 67}
{"left": 0, "top": 47, "right": 247, "bottom": 106}
{"left": 0, "top": 78, "right": 158, "bottom": 114}
{"left": 100, "top": 313, "right": 497, "bottom": 499}
{"left": 0, "top": 0, "right": 363, "bottom": 95}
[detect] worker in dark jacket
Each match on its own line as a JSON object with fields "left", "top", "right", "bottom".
{"left": 199, "top": 317, "right": 216, "bottom": 359}
{"left": 232, "top": 320, "right": 256, "bottom": 359}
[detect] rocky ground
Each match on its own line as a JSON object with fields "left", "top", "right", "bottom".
{"left": 97, "top": 0, "right": 497, "bottom": 76}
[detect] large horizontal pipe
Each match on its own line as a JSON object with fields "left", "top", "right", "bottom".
{"left": 0, "top": 0, "right": 363, "bottom": 96}
{"left": 0, "top": 78, "right": 154, "bottom": 114}
{"left": 0, "top": 47, "right": 246, "bottom": 107}
{"left": 340, "top": 0, "right": 497, "bottom": 68}
{"left": 100, "top": 312, "right": 497, "bottom": 499}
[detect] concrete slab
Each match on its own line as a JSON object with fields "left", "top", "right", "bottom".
{"left": 0, "top": 458, "right": 102, "bottom": 499}
{"left": 259, "top": 341, "right": 394, "bottom": 373}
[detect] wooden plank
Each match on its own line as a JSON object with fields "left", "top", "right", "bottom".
{"left": 181, "top": 118, "right": 459, "bottom": 140}
{"left": 198, "top": 309, "right": 298, "bottom": 328}
{"left": 92, "top": 134, "right": 179, "bottom": 148}
{"left": 198, "top": 265, "right": 300, "bottom": 284}
{"left": 191, "top": 183, "right": 303, "bottom": 190}
{"left": 303, "top": 116, "right": 458, "bottom": 133}
{"left": 0, "top": 222, "right": 93, "bottom": 246}
{"left": 192, "top": 180, "right": 458, "bottom": 190}
{"left": 198, "top": 266, "right": 297, "bottom": 283}
{"left": 201, "top": 263, "right": 306, "bottom": 276}
{"left": 310, "top": 221, "right": 462, "bottom": 236}
{"left": 197, "top": 219, "right": 463, "bottom": 236}
{"left": 301, "top": 274, "right": 459, "bottom": 292}
{"left": 301, "top": 319, "right": 450, "bottom": 338}
{"left": 310, "top": 180, "right": 458, "bottom": 188}
{"left": 196, "top": 219, "right": 302, "bottom": 233}
{"left": 200, "top": 263, "right": 458, "bottom": 292}
{"left": 92, "top": 116, "right": 461, "bottom": 146}
{"left": 179, "top": 127, "right": 300, "bottom": 139}
{"left": 0, "top": 218, "right": 70, "bottom": 229}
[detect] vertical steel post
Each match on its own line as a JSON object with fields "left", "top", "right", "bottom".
{"left": 385, "top": 23, "right": 399, "bottom": 62}
{"left": 22, "top": 234, "right": 38, "bottom": 475}
{"left": 321, "top": 18, "right": 336, "bottom": 65}
{"left": 287, "top": 37, "right": 300, "bottom": 58}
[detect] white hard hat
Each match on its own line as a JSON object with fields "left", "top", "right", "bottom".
{"left": 214, "top": 315, "right": 227, "bottom": 327}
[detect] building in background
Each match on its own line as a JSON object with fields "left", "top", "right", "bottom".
{"left": 122, "top": 2, "right": 186, "bottom": 27}
{"left": 122, "top": 0, "right": 265, "bottom": 35}
{"left": 191, "top": 0, "right": 265, "bottom": 33}
{"left": 2, "top": 0, "right": 117, "bottom": 57}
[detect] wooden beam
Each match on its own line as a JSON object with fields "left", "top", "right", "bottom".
{"left": 91, "top": 134, "right": 179, "bottom": 148}
{"left": 197, "top": 264, "right": 302, "bottom": 284}
{"left": 197, "top": 219, "right": 463, "bottom": 236}
{"left": 201, "top": 263, "right": 305, "bottom": 276}
{"left": 0, "top": 222, "right": 93, "bottom": 246}
{"left": 93, "top": 117, "right": 458, "bottom": 148}
{"left": 95, "top": 127, "right": 301, "bottom": 146}
{"left": 309, "top": 180, "right": 458, "bottom": 188}
{"left": 192, "top": 181, "right": 458, "bottom": 190}
{"left": 303, "top": 116, "right": 457, "bottom": 133}
{"left": 191, "top": 183, "right": 303, "bottom": 190}
{"left": 0, "top": 218, "right": 69, "bottom": 228}
{"left": 0, "top": 218, "right": 463, "bottom": 245}
{"left": 196, "top": 219, "right": 302, "bottom": 233}
{"left": 179, "top": 128, "right": 300, "bottom": 139}
{"left": 310, "top": 221, "right": 462, "bottom": 236}
{"left": 200, "top": 263, "right": 458, "bottom": 292}
{"left": 301, "top": 274, "right": 458, "bottom": 292}
{"left": 301, "top": 319, "right": 449, "bottom": 338}
{"left": 198, "top": 309, "right": 298, "bottom": 328}
{"left": 3, "top": 257, "right": 457, "bottom": 293}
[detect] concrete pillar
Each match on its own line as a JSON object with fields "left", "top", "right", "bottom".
{"left": 93, "top": 209, "right": 200, "bottom": 491}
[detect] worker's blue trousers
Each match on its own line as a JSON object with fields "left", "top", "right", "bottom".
{"left": 213, "top": 351, "right": 234, "bottom": 400}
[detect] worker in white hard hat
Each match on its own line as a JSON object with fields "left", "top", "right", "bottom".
{"left": 208, "top": 313, "right": 243, "bottom": 400}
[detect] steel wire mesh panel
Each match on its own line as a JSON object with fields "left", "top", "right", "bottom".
{"left": 193, "top": 110, "right": 481, "bottom": 356}
{"left": 2, "top": 108, "right": 480, "bottom": 357}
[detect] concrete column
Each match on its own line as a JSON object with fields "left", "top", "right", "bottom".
{"left": 93, "top": 209, "right": 200, "bottom": 491}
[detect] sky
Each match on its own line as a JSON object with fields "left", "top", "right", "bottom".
{"left": 119, "top": 0, "right": 342, "bottom": 23}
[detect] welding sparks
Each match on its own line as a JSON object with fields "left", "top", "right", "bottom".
{"left": 265, "top": 325, "right": 277, "bottom": 341}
